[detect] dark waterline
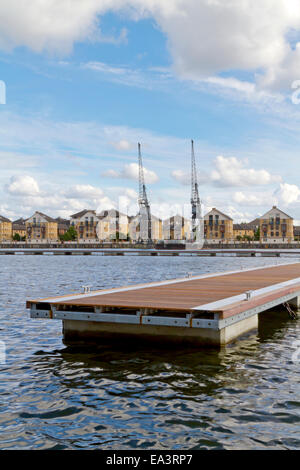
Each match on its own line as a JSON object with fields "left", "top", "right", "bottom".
{"left": 0, "top": 255, "right": 299, "bottom": 450}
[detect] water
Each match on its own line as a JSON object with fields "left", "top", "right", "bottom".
{"left": 0, "top": 255, "right": 299, "bottom": 449}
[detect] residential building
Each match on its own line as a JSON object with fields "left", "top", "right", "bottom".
{"left": 12, "top": 218, "right": 26, "bottom": 239}
{"left": 56, "top": 217, "right": 70, "bottom": 238}
{"left": 129, "top": 214, "right": 162, "bottom": 242}
{"left": 97, "top": 210, "right": 130, "bottom": 241}
{"left": 162, "top": 215, "right": 191, "bottom": 240}
{"left": 259, "top": 206, "right": 293, "bottom": 243}
{"left": 233, "top": 223, "right": 255, "bottom": 240}
{"left": 70, "top": 210, "right": 98, "bottom": 240}
{"left": 26, "top": 211, "right": 58, "bottom": 241}
{"left": 204, "top": 208, "right": 233, "bottom": 242}
{"left": 294, "top": 226, "right": 300, "bottom": 241}
{"left": 0, "top": 215, "right": 12, "bottom": 241}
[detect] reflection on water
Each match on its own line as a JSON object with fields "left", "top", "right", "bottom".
{"left": 0, "top": 255, "right": 299, "bottom": 449}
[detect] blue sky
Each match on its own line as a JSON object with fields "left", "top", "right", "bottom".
{"left": 1, "top": 1, "right": 300, "bottom": 222}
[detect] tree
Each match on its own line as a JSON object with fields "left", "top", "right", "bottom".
{"left": 254, "top": 228, "right": 260, "bottom": 241}
{"left": 61, "top": 226, "right": 77, "bottom": 241}
{"left": 13, "top": 233, "right": 21, "bottom": 241}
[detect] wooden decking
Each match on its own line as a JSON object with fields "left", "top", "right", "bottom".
{"left": 27, "top": 263, "right": 300, "bottom": 314}
{"left": 27, "top": 262, "right": 300, "bottom": 346}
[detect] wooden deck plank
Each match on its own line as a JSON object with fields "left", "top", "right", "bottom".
{"left": 44, "top": 263, "right": 300, "bottom": 312}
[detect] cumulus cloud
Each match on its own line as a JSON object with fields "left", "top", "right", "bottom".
{"left": 0, "top": 1, "right": 129, "bottom": 54}
{"left": 232, "top": 183, "right": 300, "bottom": 209}
{"left": 232, "top": 191, "right": 274, "bottom": 207}
{"left": 102, "top": 162, "right": 158, "bottom": 183}
{"left": 211, "top": 156, "right": 281, "bottom": 187}
{"left": 172, "top": 156, "right": 280, "bottom": 188}
{"left": 64, "top": 184, "right": 104, "bottom": 199}
{"left": 274, "top": 183, "right": 300, "bottom": 205}
{"left": 6, "top": 175, "right": 40, "bottom": 196}
{"left": 1, "top": 1, "right": 300, "bottom": 91}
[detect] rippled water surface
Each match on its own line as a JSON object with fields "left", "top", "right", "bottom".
{"left": 0, "top": 255, "right": 299, "bottom": 449}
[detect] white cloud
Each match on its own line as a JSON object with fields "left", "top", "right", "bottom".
{"left": 0, "top": 1, "right": 128, "bottom": 54}
{"left": 102, "top": 162, "right": 159, "bottom": 184}
{"left": 123, "top": 188, "right": 138, "bottom": 199}
{"left": 274, "top": 183, "right": 300, "bottom": 205}
{"left": 172, "top": 156, "right": 281, "bottom": 188}
{"left": 64, "top": 184, "right": 104, "bottom": 199}
{"left": 211, "top": 156, "right": 281, "bottom": 187}
{"left": 82, "top": 60, "right": 172, "bottom": 90}
{"left": 83, "top": 61, "right": 129, "bottom": 76}
{"left": 123, "top": 162, "right": 158, "bottom": 183}
{"left": 2, "top": 1, "right": 300, "bottom": 92}
{"left": 232, "top": 191, "right": 274, "bottom": 207}
{"left": 232, "top": 183, "right": 300, "bottom": 209}
{"left": 6, "top": 175, "right": 40, "bottom": 196}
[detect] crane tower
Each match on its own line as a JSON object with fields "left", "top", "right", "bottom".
{"left": 190, "top": 139, "right": 202, "bottom": 241}
{"left": 138, "top": 142, "right": 152, "bottom": 241}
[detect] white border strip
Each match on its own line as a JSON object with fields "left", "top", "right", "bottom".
{"left": 193, "top": 276, "right": 300, "bottom": 311}
{"left": 29, "top": 261, "right": 300, "bottom": 304}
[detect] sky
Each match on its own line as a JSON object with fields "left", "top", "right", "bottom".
{"left": 1, "top": 1, "right": 300, "bottom": 222}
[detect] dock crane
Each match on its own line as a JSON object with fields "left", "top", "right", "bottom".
{"left": 138, "top": 142, "right": 152, "bottom": 242}
{"left": 190, "top": 139, "right": 202, "bottom": 241}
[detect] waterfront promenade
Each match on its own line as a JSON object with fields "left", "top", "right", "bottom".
{"left": 2, "top": 247, "right": 300, "bottom": 257}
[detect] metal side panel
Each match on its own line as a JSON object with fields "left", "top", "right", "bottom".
{"left": 52, "top": 311, "right": 141, "bottom": 324}
{"left": 30, "top": 309, "right": 52, "bottom": 319}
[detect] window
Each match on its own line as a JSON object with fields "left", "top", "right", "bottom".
{"left": 276, "top": 232, "right": 279, "bottom": 236}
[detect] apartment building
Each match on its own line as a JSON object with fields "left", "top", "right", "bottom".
{"left": 26, "top": 211, "right": 58, "bottom": 241}
{"left": 294, "top": 226, "right": 300, "bottom": 241}
{"left": 204, "top": 208, "right": 233, "bottom": 242}
{"left": 70, "top": 210, "right": 98, "bottom": 240}
{"left": 162, "top": 215, "right": 191, "bottom": 240}
{"left": 12, "top": 218, "right": 26, "bottom": 239}
{"left": 0, "top": 215, "right": 12, "bottom": 241}
{"left": 129, "top": 214, "right": 162, "bottom": 242}
{"left": 259, "top": 206, "right": 293, "bottom": 243}
{"left": 97, "top": 210, "right": 130, "bottom": 241}
{"left": 233, "top": 223, "right": 255, "bottom": 239}
{"left": 55, "top": 217, "right": 70, "bottom": 238}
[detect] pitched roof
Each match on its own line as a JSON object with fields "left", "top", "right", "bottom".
{"left": 29, "top": 211, "right": 57, "bottom": 223}
{"left": 204, "top": 208, "right": 233, "bottom": 221}
{"left": 260, "top": 206, "right": 293, "bottom": 220}
{"left": 70, "top": 209, "right": 96, "bottom": 218}
{"left": 0, "top": 215, "right": 11, "bottom": 223}
{"left": 12, "top": 217, "right": 26, "bottom": 229}
{"left": 55, "top": 217, "right": 70, "bottom": 228}
{"left": 247, "top": 218, "right": 260, "bottom": 228}
{"left": 97, "top": 209, "right": 128, "bottom": 219}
